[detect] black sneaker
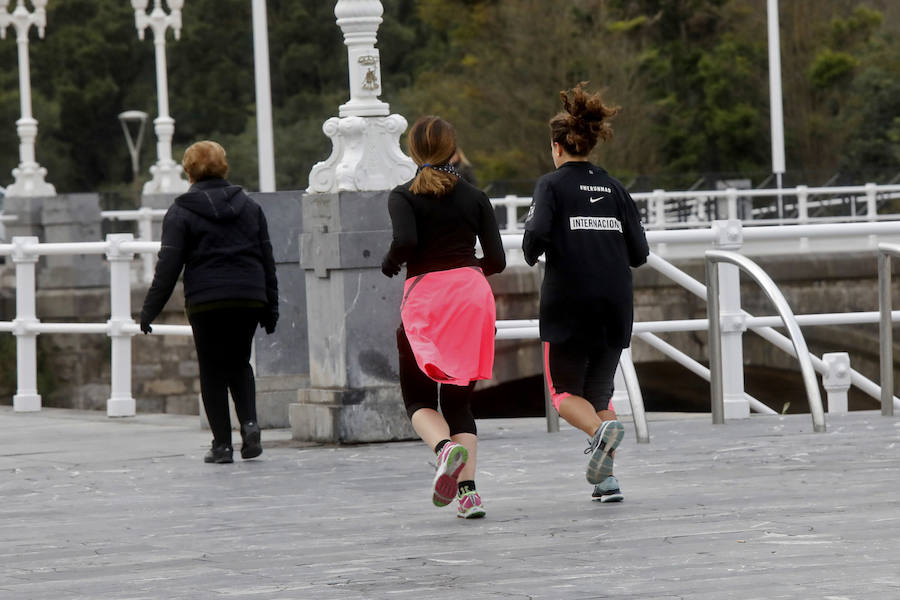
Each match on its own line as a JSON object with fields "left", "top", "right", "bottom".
{"left": 240, "top": 421, "right": 262, "bottom": 460}
{"left": 204, "top": 441, "right": 234, "bottom": 464}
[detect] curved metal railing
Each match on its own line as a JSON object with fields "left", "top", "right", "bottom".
{"left": 877, "top": 243, "right": 900, "bottom": 417}
{"left": 705, "top": 250, "right": 826, "bottom": 432}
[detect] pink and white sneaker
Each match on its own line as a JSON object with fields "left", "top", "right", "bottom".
{"left": 457, "top": 491, "right": 486, "bottom": 519}
{"left": 432, "top": 442, "right": 468, "bottom": 507}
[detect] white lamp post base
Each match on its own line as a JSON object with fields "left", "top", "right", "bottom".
{"left": 307, "top": 114, "right": 415, "bottom": 194}
{"left": 13, "top": 393, "right": 41, "bottom": 412}
{"left": 7, "top": 161, "right": 55, "bottom": 197}
{"left": 142, "top": 160, "right": 189, "bottom": 195}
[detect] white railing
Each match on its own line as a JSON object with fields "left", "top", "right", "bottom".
{"left": 101, "top": 207, "right": 166, "bottom": 284}
{"left": 3, "top": 221, "right": 899, "bottom": 433}
{"left": 491, "top": 183, "right": 900, "bottom": 232}
{"left": 705, "top": 250, "right": 825, "bottom": 432}
{"left": 495, "top": 220, "right": 900, "bottom": 436}
{"left": 0, "top": 234, "right": 190, "bottom": 417}
{"left": 878, "top": 243, "right": 900, "bottom": 417}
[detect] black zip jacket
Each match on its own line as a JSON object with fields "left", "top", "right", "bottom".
{"left": 140, "top": 178, "right": 278, "bottom": 329}
{"left": 382, "top": 178, "right": 506, "bottom": 278}
{"left": 522, "top": 161, "right": 648, "bottom": 347}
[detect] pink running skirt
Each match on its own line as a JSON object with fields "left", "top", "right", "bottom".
{"left": 400, "top": 266, "right": 496, "bottom": 386}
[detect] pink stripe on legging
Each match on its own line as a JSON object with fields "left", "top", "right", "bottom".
{"left": 543, "top": 342, "right": 570, "bottom": 412}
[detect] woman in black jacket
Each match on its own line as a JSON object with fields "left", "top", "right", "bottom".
{"left": 140, "top": 140, "right": 278, "bottom": 464}
{"left": 523, "top": 83, "right": 649, "bottom": 502}
{"left": 382, "top": 116, "right": 505, "bottom": 518}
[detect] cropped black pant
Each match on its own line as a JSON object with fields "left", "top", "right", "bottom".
{"left": 396, "top": 326, "right": 477, "bottom": 436}
{"left": 188, "top": 307, "right": 260, "bottom": 445}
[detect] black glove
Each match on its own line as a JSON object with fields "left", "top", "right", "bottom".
{"left": 381, "top": 255, "right": 400, "bottom": 278}
{"left": 260, "top": 310, "right": 278, "bottom": 335}
{"left": 140, "top": 318, "right": 152, "bottom": 335}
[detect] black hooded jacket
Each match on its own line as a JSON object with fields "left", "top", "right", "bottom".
{"left": 140, "top": 178, "right": 278, "bottom": 328}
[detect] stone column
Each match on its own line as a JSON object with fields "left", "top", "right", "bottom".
{"left": 290, "top": 1, "right": 416, "bottom": 443}
{"left": 291, "top": 191, "right": 413, "bottom": 442}
{"left": 39, "top": 194, "right": 106, "bottom": 288}
{"left": 250, "top": 190, "right": 310, "bottom": 429}
{"left": 2, "top": 193, "right": 106, "bottom": 288}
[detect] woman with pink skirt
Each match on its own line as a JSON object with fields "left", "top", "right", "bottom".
{"left": 381, "top": 116, "right": 505, "bottom": 518}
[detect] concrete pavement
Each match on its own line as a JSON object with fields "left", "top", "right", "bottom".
{"left": 1, "top": 406, "right": 899, "bottom": 599}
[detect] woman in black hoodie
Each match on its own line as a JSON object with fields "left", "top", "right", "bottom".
{"left": 140, "top": 140, "right": 279, "bottom": 464}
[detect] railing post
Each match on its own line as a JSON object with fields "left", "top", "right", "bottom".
{"left": 652, "top": 189, "right": 665, "bottom": 226}
{"left": 878, "top": 247, "right": 894, "bottom": 416}
{"left": 137, "top": 206, "right": 155, "bottom": 284}
{"left": 618, "top": 348, "right": 650, "bottom": 443}
{"left": 725, "top": 187, "right": 738, "bottom": 221}
{"left": 106, "top": 233, "right": 137, "bottom": 417}
{"left": 796, "top": 185, "right": 808, "bottom": 223}
{"left": 705, "top": 256, "right": 724, "bottom": 424}
{"left": 610, "top": 362, "right": 630, "bottom": 416}
{"left": 11, "top": 236, "right": 41, "bottom": 412}
{"left": 865, "top": 182, "right": 877, "bottom": 221}
{"left": 707, "top": 249, "right": 826, "bottom": 432}
{"left": 712, "top": 220, "right": 749, "bottom": 419}
{"left": 504, "top": 195, "right": 517, "bottom": 234}
{"left": 822, "top": 352, "right": 850, "bottom": 414}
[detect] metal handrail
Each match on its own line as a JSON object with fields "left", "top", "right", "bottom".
{"left": 619, "top": 349, "right": 649, "bottom": 443}
{"left": 877, "top": 243, "right": 900, "bottom": 416}
{"left": 705, "top": 250, "right": 826, "bottom": 432}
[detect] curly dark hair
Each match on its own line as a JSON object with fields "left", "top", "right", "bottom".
{"left": 549, "top": 82, "right": 620, "bottom": 156}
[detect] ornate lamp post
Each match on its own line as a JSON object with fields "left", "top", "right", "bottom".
{"left": 307, "top": 0, "right": 414, "bottom": 193}
{"left": 0, "top": 0, "right": 55, "bottom": 197}
{"left": 131, "top": 0, "right": 188, "bottom": 195}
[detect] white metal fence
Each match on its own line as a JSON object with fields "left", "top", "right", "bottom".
{"left": 0, "top": 234, "right": 189, "bottom": 417}
{"left": 491, "top": 183, "right": 900, "bottom": 232}
{"left": 100, "top": 207, "right": 166, "bottom": 284}
{"left": 496, "top": 220, "right": 900, "bottom": 438}
{"left": 2, "top": 212, "right": 899, "bottom": 439}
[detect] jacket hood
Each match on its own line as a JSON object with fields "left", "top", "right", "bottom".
{"left": 175, "top": 179, "right": 248, "bottom": 222}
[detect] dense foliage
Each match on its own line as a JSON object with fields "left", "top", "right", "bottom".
{"left": 0, "top": 0, "right": 897, "bottom": 198}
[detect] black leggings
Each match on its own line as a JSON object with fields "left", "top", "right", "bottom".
{"left": 396, "top": 326, "right": 477, "bottom": 436}
{"left": 188, "top": 307, "right": 260, "bottom": 445}
{"left": 545, "top": 339, "right": 623, "bottom": 412}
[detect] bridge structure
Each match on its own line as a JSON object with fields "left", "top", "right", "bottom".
{"left": 0, "top": 0, "right": 899, "bottom": 446}
{"left": 2, "top": 205, "right": 900, "bottom": 443}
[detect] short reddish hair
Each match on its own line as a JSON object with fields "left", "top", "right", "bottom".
{"left": 182, "top": 140, "right": 229, "bottom": 181}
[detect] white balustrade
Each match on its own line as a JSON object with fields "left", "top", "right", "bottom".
{"left": 4, "top": 222, "right": 900, "bottom": 429}
{"left": 0, "top": 234, "right": 191, "bottom": 416}
{"left": 490, "top": 184, "right": 900, "bottom": 235}
{"left": 494, "top": 220, "right": 900, "bottom": 435}
{"left": 101, "top": 207, "right": 166, "bottom": 284}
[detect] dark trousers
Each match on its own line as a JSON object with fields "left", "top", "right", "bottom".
{"left": 396, "top": 326, "right": 477, "bottom": 436}
{"left": 188, "top": 307, "right": 260, "bottom": 445}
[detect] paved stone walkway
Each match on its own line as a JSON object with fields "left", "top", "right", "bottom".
{"left": 1, "top": 406, "right": 899, "bottom": 599}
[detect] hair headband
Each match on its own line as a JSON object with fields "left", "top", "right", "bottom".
{"left": 416, "top": 163, "right": 461, "bottom": 177}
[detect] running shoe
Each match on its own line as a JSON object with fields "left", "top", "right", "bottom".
{"left": 457, "top": 490, "right": 486, "bottom": 519}
{"left": 591, "top": 475, "right": 624, "bottom": 503}
{"left": 432, "top": 442, "right": 468, "bottom": 507}
{"left": 584, "top": 420, "right": 624, "bottom": 484}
